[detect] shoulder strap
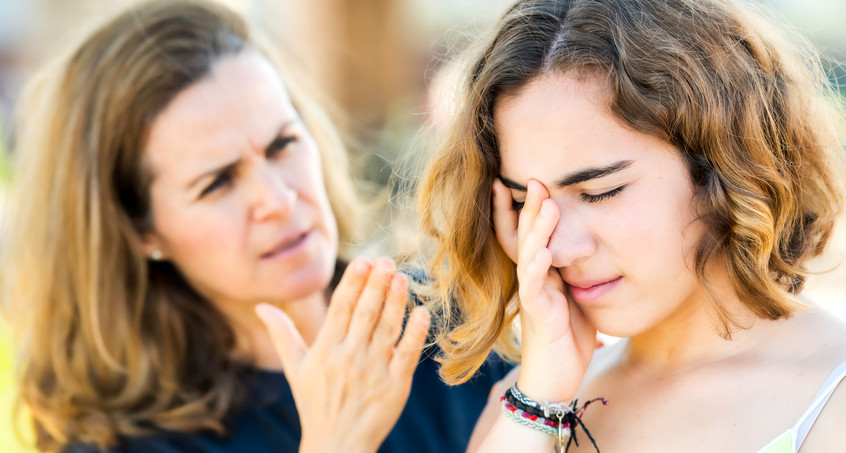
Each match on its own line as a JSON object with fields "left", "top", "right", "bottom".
{"left": 794, "top": 360, "right": 846, "bottom": 449}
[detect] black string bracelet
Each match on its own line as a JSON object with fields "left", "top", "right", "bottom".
{"left": 559, "top": 398, "right": 607, "bottom": 453}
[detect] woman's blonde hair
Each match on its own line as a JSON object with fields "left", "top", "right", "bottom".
{"left": 419, "top": 0, "right": 846, "bottom": 384}
{"left": 0, "top": 0, "right": 363, "bottom": 449}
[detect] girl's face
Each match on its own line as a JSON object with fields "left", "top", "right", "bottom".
{"left": 143, "top": 51, "right": 338, "bottom": 309}
{"left": 494, "top": 72, "right": 707, "bottom": 337}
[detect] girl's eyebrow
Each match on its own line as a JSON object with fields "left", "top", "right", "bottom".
{"left": 500, "top": 160, "right": 633, "bottom": 192}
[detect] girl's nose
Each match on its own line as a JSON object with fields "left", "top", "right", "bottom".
{"left": 547, "top": 206, "right": 598, "bottom": 268}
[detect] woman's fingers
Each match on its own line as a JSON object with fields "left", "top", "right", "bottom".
{"left": 370, "top": 273, "right": 409, "bottom": 353}
{"left": 278, "top": 256, "right": 430, "bottom": 452}
{"left": 255, "top": 303, "right": 308, "bottom": 375}
{"left": 491, "top": 178, "right": 519, "bottom": 261}
{"left": 391, "top": 306, "right": 431, "bottom": 379}
{"left": 320, "top": 258, "right": 372, "bottom": 344}
{"left": 346, "top": 257, "right": 395, "bottom": 344}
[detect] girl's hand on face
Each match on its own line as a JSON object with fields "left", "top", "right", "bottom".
{"left": 256, "top": 257, "right": 431, "bottom": 453}
{"left": 492, "top": 178, "right": 596, "bottom": 403}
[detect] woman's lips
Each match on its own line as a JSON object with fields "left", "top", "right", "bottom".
{"left": 261, "top": 231, "right": 310, "bottom": 260}
{"left": 566, "top": 276, "right": 622, "bottom": 304}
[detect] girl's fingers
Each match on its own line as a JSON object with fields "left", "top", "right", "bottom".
{"left": 391, "top": 306, "right": 431, "bottom": 379}
{"left": 567, "top": 293, "right": 598, "bottom": 361}
{"left": 346, "top": 257, "right": 395, "bottom": 345}
{"left": 491, "top": 178, "right": 519, "bottom": 261}
{"left": 319, "top": 258, "right": 372, "bottom": 345}
{"left": 516, "top": 180, "right": 550, "bottom": 246}
{"left": 370, "top": 273, "right": 409, "bottom": 353}
{"left": 256, "top": 303, "right": 308, "bottom": 375}
{"left": 518, "top": 247, "right": 553, "bottom": 310}
{"left": 517, "top": 199, "right": 559, "bottom": 271}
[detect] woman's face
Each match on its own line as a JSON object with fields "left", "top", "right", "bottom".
{"left": 143, "top": 51, "right": 338, "bottom": 308}
{"left": 494, "top": 72, "right": 707, "bottom": 337}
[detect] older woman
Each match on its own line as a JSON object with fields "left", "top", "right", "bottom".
{"left": 1, "top": 1, "right": 507, "bottom": 452}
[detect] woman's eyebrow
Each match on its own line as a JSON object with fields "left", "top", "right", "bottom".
{"left": 500, "top": 160, "right": 633, "bottom": 192}
{"left": 187, "top": 120, "right": 300, "bottom": 189}
{"left": 259, "top": 119, "right": 296, "bottom": 155}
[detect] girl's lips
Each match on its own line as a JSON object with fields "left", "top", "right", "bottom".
{"left": 567, "top": 276, "right": 622, "bottom": 304}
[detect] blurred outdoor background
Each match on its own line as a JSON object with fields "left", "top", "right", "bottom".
{"left": 0, "top": 0, "right": 844, "bottom": 451}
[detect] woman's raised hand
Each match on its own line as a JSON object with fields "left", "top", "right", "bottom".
{"left": 256, "top": 257, "right": 431, "bottom": 453}
{"left": 491, "top": 178, "right": 595, "bottom": 404}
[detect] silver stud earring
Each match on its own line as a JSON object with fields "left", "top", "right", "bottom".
{"left": 150, "top": 250, "right": 163, "bottom": 261}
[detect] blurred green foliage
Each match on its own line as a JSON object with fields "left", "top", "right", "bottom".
{"left": 0, "top": 127, "right": 10, "bottom": 184}
{"left": 1, "top": 126, "right": 33, "bottom": 451}
{"left": 1, "top": 321, "right": 37, "bottom": 453}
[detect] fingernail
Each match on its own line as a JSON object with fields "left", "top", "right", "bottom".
{"left": 375, "top": 257, "right": 396, "bottom": 276}
{"left": 414, "top": 307, "right": 431, "bottom": 325}
{"left": 255, "top": 303, "right": 279, "bottom": 324}
{"left": 353, "top": 258, "right": 371, "bottom": 275}
{"left": 391, "top": 274, "right": 407, "bottom": 294}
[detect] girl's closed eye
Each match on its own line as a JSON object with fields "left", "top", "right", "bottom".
{"left": 581, "top": 186, "right": 625, "bottom": 203}
{"left": 511, "top": 185, "right": 625, "bottom": 209}
{"left": 511, "top": 199, "right": 525, "bottom": 211}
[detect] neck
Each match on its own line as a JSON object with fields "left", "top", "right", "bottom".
{"left": 624, "top": 270, "right": 774, "bottom": 374}
{"left": 218, "top": 291, "right": 329, "bottom": 372}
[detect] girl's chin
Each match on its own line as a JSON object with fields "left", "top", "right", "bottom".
{"left": 583, "top": 312, "right": 649, "bottom": 339}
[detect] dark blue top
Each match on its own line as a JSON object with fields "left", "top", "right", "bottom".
{"left": 64, "top": 349, "right": 511, "bottom": 453}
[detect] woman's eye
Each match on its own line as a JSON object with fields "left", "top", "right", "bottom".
{"left": 200, "top": 172, "right": 232, "bottom": 198}
{"left": 581, "top": 186, "right": 624, "bottom": 203}
{"left": 266, "top": 136, "right": 297, "bottom": 159}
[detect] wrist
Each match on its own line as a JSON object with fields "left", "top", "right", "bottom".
{"left": 518, "top": 336, "right": 587, "bottom": 402}
{"left": 517, "top": 354, "right": 581, "bottom": 403}
{"left": 515, "top": 374, "right": 576, "bottom": 407}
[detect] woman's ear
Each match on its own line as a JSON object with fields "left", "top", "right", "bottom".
{"left": 142, "top": 232, "right": 168, "bottom": 261}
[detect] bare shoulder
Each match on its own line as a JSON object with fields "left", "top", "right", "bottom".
{"left": 799, "top": 368, "right": 846, "bottom": 451}
{"left": 784, "top": 306, "right": 846, "bottom": 450}
{"left": 786, "top": 306, "right": 846, "bottom": 358}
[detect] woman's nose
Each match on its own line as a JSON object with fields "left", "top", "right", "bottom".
{"left": 249, "top": 165, "right": 296, "bottom": 221}
{"left": 547, "top": 208, "right": 597, "bottom": 268}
